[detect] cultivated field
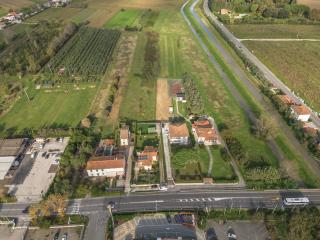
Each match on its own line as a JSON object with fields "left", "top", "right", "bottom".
{"left": 298, "top": 0, "right": 320, "bottom": 9}
{"left": 0, "top": 0, "right": 46, "bottom": 11}
{"left": 104, "top": 9, "right": 143, "bottom": 29}
{"left": 245, "top": 41, "right": 320, "bottom": 111}
{"left": 0, "top": 85, "right": 97, "bottom": 130}
{"left": 119, "top": 32, "right": 157, "bottom": 121}
{"left": 227, "top": 24, "right": 320, "bottom": 39}
{"left": 47, "top": 27, "right": 120, "bottom": 78}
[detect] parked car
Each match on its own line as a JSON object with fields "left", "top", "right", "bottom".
{"left": 53, "top": 230, "right": 60, "bottom": 240}
{"left": 61, "top": 233, "right": 68, "bottom": 240}
{"left": 108, "top": 201, "right": 115, "bottom": 209}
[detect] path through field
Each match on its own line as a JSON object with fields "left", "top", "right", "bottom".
{"left": 156, "top": 79, "right": 171, "bottom": 120}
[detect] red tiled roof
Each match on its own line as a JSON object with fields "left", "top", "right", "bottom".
{"left": 192, "top": 120, "right": 218, "bottom": 141}
{"left": 292, "top": 105, "right": 311, "bottom": 115}
{"left": 277, "top": 95, "right": 294, "bottom": 106}
{"left": 169, "top": 123, "right": 189, "bottom": 138}
{"left": 86, "top": 155, "right": 125, "bottom": 170}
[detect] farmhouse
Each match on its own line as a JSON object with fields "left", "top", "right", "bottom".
{"left": 176, "top": 92, "right": 186, "bottom": 102}
{"left": 168, "top": 123, "right": 190, "bottom": 145}
{"left": 0, "top": 139, "right": 28, "bottom": 180}
{"left": 86, "top": 154, "right": 125, "bottom": 178}
{"left": 120, "top": 125, "right": 130, "bottom": 146}
{"left": 277, "top": 94, "right": 295, "bottom": 106}
{"left": 291, "top": 105, "right": 311, "bottom": 122}
{"left": 192, "top": 119, "right": 220, "bottom": 145}
{"left": 302, "top": 122, "right": 319, "bottom": 137}
{"left": 136, "top": 146, "right": 158, "bottom": 170}
{"left": 95, "top": 139, "right": 115, "bottom": 156}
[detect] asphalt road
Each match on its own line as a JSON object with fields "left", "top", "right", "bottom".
{"left": 1, "top": 189, "right": 320, "bottom": 217}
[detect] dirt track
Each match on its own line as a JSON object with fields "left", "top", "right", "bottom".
{"left": 156, "top": 79, "right": 171, "bottom": 120}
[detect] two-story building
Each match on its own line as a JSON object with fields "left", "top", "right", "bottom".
{"left": 120, "top": 125, "right": 130, "bottom": 146}
{"left": 86, "top": 154, "right": 125, "bottom": 178}
{"left": 291, "top": 105, "right": 311, "bottom": 122}
{"left": 136, "top": 146, "right": 158, "bottom": 171}
{"left": 168, "top": 123, "right": 190, "bottom": 145}
{"left": 192, "top": 119, "right": 220, "bottom": 145}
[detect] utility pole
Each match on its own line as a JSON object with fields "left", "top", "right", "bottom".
{"left": 107, "top": 205, "right": 114, "bottom": 228}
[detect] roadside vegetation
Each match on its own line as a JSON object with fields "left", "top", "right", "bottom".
{"left": 198, "top": 207, "right": 320, "bottom": 240}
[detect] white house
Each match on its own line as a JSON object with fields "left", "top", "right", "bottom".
{"left": 291, "top": 105, "right": 311, "bottom": 122}
{"left": 168, "top": 123, "right": 190, "bottom": 145}
{"left": 120, "top": 125, "right": 130, "bottom": 146}
{"left": 86, "top": 155, "right": 125, "bottom": 178}
{"left": 192, "top": 119, "right": 221, "bottom": 146}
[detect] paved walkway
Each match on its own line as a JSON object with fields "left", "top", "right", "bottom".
{"left": 161, "top": 123, "right": 174, "bottom": 184}
{"left": 205, "top": 145, "right": 213, "bottom": 177}
{"left": 125, "top": 146, "right": 134, "bottom": 193}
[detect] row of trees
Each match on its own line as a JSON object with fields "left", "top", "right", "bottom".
{"left": 211, "top": 0, "right": 316, "bottom": 22}
{"left": 143, "top": 31, "right": 160, "bottom": 84}
{"left": 182, "top": 73, "right": 205, "bottom": 115}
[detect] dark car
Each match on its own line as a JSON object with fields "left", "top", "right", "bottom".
{"left": 22, "top": 206, "right": 29, "bottom": 214}
{"left": 108, "top": 201, "right": 115, "bottom": 209}
{"left": 206, "top": 228, "right": 218, "bottom": 240}
{"left": 53, "top": 230, "right": 60, "bottom": 240}
{"left": 166, "top": 215, "right": 172, "bottom": 223}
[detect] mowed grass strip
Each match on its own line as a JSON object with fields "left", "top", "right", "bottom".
{"left": 0, "top": 86, "right": 97, "bottom": 130}
{"left": 119, "top": 32, "right": 157, "bottom": 121}
{"left": 104, "top": 9, "right": 143, "bottom": 29}
{"left": 227, "top": 24, "right": 320, "bottom": 39}
{"left": 244, "top": 41, "right": 320, "bottom": 111}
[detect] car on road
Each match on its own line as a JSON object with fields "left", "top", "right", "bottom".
{"left": 166, "top": 215, "right": 172, "bottom": 223}
{"left": 206, "top": 228, "right": 218, "bottom": 240}
{"left": 227, "top": 227, "right": 237, "bottom": 240}
{"left": 159, "top": 182, "right": 168, "bottom": 191}
{"left": 22, "top": 206, "right": 29, "bottom": 214}
{"left": 53, "top": 230, "right": 60, "bottom": 240}
{"left": 61, "top": 233, "right": 68, "bottom": 240}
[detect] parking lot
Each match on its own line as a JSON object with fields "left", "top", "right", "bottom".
{"left": 10, "top": 137, "right": 69, "bottom": 202}
{"left": 24, "top": 226, "right": 83, "bottom": 240}
{"left": 207, "top": 220, "right": 270, "bottom": 240}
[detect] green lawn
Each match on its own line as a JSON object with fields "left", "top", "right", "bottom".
{"left": 0, "top": 84, "right": 97, "bottom": 130}
{"left": 0, "top": 8, "right": 7, "bottom": 18}
{"left": 227, "top": 24, "right": 320, "bottom": 39}
{"left": 119, "top": 32, "right": 157, "bottom": 121}
{"left": 26, "top": 7, "right": 83, "bottom": 23}
{"left": 104, "top": 9, "right": 143, "bottom": 29}
{"left": 70, "top": 8, "right": 97, "bottom": 24}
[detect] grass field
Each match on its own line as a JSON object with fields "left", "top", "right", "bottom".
{"left": 104, "top": 9, "right": 143, "bottom": 29}
{"left": 0, "top": 8, "right": 7, "bottom": 17}
{"left": 119, "top": 32, "right": 157, "bottom": 121}
{"left": 0, "top": 84, "right": 97, "bottom": 130}
{"left": 26, "top": 7, "right": 85, "bottom": 23}
{"left": 227, "top": 24, "right": 320, "bottom": 39}
{"left": 0, "top": 0, "right": 46, "bottom": 11}
{"left": 244, "top": 41, "right": 320, "bottom": 111}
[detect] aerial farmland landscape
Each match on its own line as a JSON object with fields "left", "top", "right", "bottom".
{"left": 0, "top": 0, "right": 320, "bottom": 239}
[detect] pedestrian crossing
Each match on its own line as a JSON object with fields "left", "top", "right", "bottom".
{"left": 178, "top": 197, "right": 216, "bottom": 202}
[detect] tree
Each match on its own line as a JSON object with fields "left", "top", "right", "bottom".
{"left": 278, "top": 8, "right": 289, "bottom": 18}
{"left": 252, "top": 115, "right": 275, "bottom": 140}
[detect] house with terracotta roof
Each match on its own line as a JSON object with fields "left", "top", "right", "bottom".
{"left": 86, "top": 154, "right": 125, "bottom": 178}
{"left": 192, "top": 119, "right": 221, "bottom": 145}
{"left": 220, "top": 8, "right": 231, "bottom": 15}
{"left": 302, "top": 122, "right": 319, "bottom": 137}
{"left": 290, "top": 105, "right": 311, "bottom": 122}
{"left": 276, "top": 95, "right": 295, "bottom": 106}
{"left": 168, "top": 123, "right": 190, "bottom": 145}
{"left": 120, "top": 125, "right": 130, "bottom": 146}
{"left": 136, "top": 146, "right": 158, "bottom": 170}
